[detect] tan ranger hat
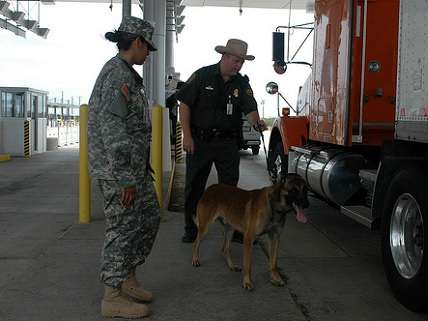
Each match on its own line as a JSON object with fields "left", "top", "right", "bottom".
{"left": 215, "top": 38, "right": 255, "bottom": 61}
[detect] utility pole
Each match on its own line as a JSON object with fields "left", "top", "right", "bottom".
{"left": 260, "top": 99, "right": 265, "bottom": 118}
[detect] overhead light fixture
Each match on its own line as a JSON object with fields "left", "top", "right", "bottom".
{"left": 11, "top": 11, "right": 25, "bottom": 24}
{"left": 36, "top": 27, "right": 49, "bottom": 38}
{"left": 0, "top": 1, "right": 10, "bottom": 14}
{"left": 0, "top": 17, "right": 25, "bottom": 37}
{"left": 175, "top": 5, "right": 185, "bottom": 17}
{"left": 176, "top": 15, "right": 185, "bottom": 25}
{"left": 24, "top": 19, "right": 37, "bottom": 31}
{"left": 176, "top": 24, "right": 185, "bottom": 34}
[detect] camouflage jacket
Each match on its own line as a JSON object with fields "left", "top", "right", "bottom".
{"left": 88, "top": 54, "right": 152, "bottom": 188}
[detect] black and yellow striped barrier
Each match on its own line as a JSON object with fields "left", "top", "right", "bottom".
{"left": 175, "top": 122, "right": 183, "bottom": 163}
{"left": 24, "top": 120, "right": 30, "bottom": 159}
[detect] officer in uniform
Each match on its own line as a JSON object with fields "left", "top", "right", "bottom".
{"left": 88, "top": 16, "right": 160, "bottom": 318}
{"left": 176, "top": 38, "right": 267, "bottom": 243}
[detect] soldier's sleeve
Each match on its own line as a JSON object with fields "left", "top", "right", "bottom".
{"left": 175, "top": 71, "right": 200, "bottom": 108}
{"left": 240, "top": 75, "right": 258, "bottom": 115}
{"left": 99, "top": 72, "right": 136, "bottom": 188}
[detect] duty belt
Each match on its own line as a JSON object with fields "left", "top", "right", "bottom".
{"left": 191, "top": 126, "right": 239, "bottom": 142}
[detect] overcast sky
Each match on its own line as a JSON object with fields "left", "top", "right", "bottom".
{"left": 0, "top": 3, "right": 313, "bottom": 117}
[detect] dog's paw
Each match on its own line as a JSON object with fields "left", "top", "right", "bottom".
{"left": 270, "top": 277, "right": 285, "bottom": 287}
{"left": 192, "top": 258, "right": 201, "bottom": 267}
{"left": 242, "top": 280, "right": 254, "bottom": 291}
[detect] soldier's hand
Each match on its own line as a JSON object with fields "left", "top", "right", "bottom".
{"left": 121, "top": 187, "right": 136, "bottom": 207}
{"left": 183, "top": 135, "right": 195, "bottom": 154}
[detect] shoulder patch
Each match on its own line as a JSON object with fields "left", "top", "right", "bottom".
{"left": 107, "top": 89, "right": 128, "bottom": 119}
{"left": 120, "top": 84, "right": 130, "bottom": 102}
{"left": 246, "top": 88, "right": 253, "bottom": 96}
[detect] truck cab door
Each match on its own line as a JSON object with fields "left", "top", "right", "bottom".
{"left": 310, "top": 0, "right": 353, "bottom": 146}
{"left": 351, "top": 0, "right": 398, "bottom": 145}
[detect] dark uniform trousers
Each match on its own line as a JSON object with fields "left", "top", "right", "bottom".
{"left": 184, "top": 136, "right": 240, "bottom": 234}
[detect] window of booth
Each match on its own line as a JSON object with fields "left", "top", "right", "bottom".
{"left": 4, "top": 93, "right": 13, "bottom": 117}
{"left": 0, "top": 92, "right": 5, "bottom": 116}
{"left": 1, "top": 92, "right": 25, "bottom": 117}
{"left": 14, "top": 94, "right": 25, "bottom": 117}
{"left": 30, "top": 95, "right": 37, "bottom": 119}
{"left": 37, "top": 95, "right": 45, "bottom": 118}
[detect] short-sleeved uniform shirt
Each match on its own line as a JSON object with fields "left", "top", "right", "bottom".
{"left": 176, "top": 63, "right": 258, "bottom": 130}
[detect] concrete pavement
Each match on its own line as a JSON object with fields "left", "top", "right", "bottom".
{"left": 1, "top": 147, "right": 428, "bottom": 321}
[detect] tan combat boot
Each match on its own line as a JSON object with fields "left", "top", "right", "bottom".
{"left": 101, "top": 286, "right": 150, "bottom": 318}
{"left": 121, "top": 271, "right": 153, "bottom": 302}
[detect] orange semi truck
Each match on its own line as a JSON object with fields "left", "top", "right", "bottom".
{"left": 268, "top": 0, "right": 428, "bottom": 312}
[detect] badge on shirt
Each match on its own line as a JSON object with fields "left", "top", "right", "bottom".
{"left": 233, "top": 88, "right": 239, "bottom": 97}
{"left": 227, "top": 95, "right": 233, "bottom": 115}
{"left": 204, "top": 86, "right": 214, "bottom": 91}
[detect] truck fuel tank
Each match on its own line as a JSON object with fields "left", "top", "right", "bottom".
{"left": 289, "top": 147, "right": 365, "bottom": 205}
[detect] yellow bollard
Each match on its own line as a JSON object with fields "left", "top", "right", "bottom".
{"left": 79, "top": 104, "right": 91, "bottom": 223}
{"left": 151, "top": 105, "right": 163, "bottom": 207}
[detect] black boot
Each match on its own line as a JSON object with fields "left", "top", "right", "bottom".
{"left": 231, "top": 231, "right": 243, "bottom": 244}
{"left": 182, "top": 212, "right": 197, "bottom": 243}
{"left": 181, "top": 231, "right": 197, "bottom": 243}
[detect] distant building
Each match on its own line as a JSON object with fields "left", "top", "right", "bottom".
{"left": 0, "top": 87, "right": 48, "bottom": 156}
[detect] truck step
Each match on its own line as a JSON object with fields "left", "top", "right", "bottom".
{"left": 340, "top": 205, "right": 374, "bottom": 229}
{"left": 359, "top": 169, "right": 377, "bottom": 183}
{"left": 359, "top": 169, "right": 377, "bottom": 207}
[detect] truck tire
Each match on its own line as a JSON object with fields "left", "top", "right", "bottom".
{"left": 269, "top": 142, "right": 287, "bottom": 183}
{"left": 381, "top": 169, "right": 428, "bottom": 312}
{"left": 251, "top": 146, "right": 260, "bottom": 155}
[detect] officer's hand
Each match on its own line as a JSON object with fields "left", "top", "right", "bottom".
{"left": 255, "top": 119, "right": 268, "bottom": 132}
{"left": 121, "top": 187, "right": 136, "bottom": 207}
{"left": 183, "top": 135, "right": 195, "bottom": 154}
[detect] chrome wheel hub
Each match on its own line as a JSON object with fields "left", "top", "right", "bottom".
{"left": 390, "top": 193, "right": 424, "bottom": 279}
{"left": 273, "top": 154, "right": 283, "bottom": 181}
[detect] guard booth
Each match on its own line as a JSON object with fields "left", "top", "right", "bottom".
{"left": 0, "top": 87, "right": 48, "bottom": 157}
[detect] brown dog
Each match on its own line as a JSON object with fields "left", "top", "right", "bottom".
{"left": 191, "top": 173, "right": 309, "bottom": 290}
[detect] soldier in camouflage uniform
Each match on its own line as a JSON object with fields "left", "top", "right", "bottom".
{"left": 88, "top": 16, "right": 160, "bottom": 318}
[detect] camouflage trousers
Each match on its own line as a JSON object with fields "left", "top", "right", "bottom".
{"left": 98, "top": 178, "right": 160, "bottom": 288}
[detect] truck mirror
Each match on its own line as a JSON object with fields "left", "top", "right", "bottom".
{"left": 265, "top": 81, "right": 279, "bottom": 95}
{"left": 272, "top": 32, "right": 285, "bottom": 63}
{"left": 273, "top": 61, "right": 287, "bottom": 75}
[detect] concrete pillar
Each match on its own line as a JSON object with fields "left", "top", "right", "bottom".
{"left": 165, "top": 17, "right": 174, "bottom": 72}
{"left": 143, "top": 0, "right": 171, "bottom": 172}
{"left": 143, "top": 0, "right": 166, "bottom": 106}
{"left": 143, "top": 0, "right": 154, "bottom": 105}
{"left": 122, "top": 0, "right": 131, "bottom": 18}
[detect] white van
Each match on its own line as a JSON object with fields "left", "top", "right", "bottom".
{"left": 240, "top": 115, "right": 261, "bottom": 155}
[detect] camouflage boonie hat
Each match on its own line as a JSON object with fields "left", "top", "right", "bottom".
{"left": 118, "top": 16, "right": 157, "bottom": 51}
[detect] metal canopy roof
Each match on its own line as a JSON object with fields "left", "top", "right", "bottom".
{"left": 182, "top": 0, "right": 314, "bottom": 10}
{"left": 49, "top": 0, "right": 314, "bottom": 10}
